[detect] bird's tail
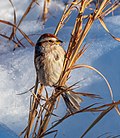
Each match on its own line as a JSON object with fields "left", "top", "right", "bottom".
{"left": 62, "top": 91, "right": 83, "bottom": 113}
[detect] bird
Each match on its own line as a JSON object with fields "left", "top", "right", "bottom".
{"left": 34, "top": 33, "right": 82, "bottom": 113}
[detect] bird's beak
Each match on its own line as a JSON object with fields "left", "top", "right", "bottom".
{"left": 59, "top": 39, "right": 63, "bottom": 43}
{"left": 56, "top": 39, "right": 63, "bottom": 45}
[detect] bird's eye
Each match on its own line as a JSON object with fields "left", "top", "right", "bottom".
{"left": 48, "top": 40, "right": 53, "bottom": 42}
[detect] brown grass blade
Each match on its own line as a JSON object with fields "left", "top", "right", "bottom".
{"left": 36, "top": 103, "right": 56, "bottom": 137}
{"left": 70, "top": 64, "right": 114, "bottom": 101}
{"left": 9, "top": 0, "right": 37, "bottom": 40}
{"left": 46, "top": 100, "right": 120, "bottom": 131}
{"left": 99, "top": 17, "right": 120, "bottom": 42}
{"left": 97, "top": 132, "right": 111, "bottom": 138}
{"left": 19, "top": 126, "right": 28, "bottom": 137}
{"left": 75, "top": 43, "right": 88, "bottom": 61}
{"left": 45, "top": 103, "right": 98, "bottom": 133}
{"left": 80, "top": 105, "right": 114, "bottom": 138}
{"left": 9, "top": 0, "right": 17, "bottom": 40}
{"left": 18, "top": 28, "right": 35, "bottom": 46}
{"left": 86, "top": 101, "right": 120, "bottom": 112}
{"left": 14, "top": 35, "right": 26, "bottom": 49}
{"left": 71, "top": 91, "right": 102, "bottom": 99}
{"left": 0, "top": 33, "right": 18, "bottom": 46}
{"left": 42, "top": 0, "right": 51, "bottom": 23}
{"left": 101, "top": 1, "right": 120, "bottom": 17}
{"left": 115, "top": 105, "right": 120, "bottom": 116}
{"left": 17, "top": 0, "right": 36, "bottom": 28}
{"left": 24, "top": 85, "right": 44, "bottom": 138}
{"left": 0, "top": 19, "right": 15, "bottom": 27}
{"left": 16, "top": 85, "right": 35, "bottom": 95}
{"left": 32, "top": 106, "right": 42, "bottom": 137}
{"left": 42, "top": 129, "right": 58, "bottom": 138}
{"left": 94, "top": 0, "right": 110, "bottom": 19}
{"left": 54, "top": 0, "right": 80, "bottom": 36}
{"left": 54, "top": 4, "right": 70, "bottom": 36}
{"left": 0, "top": 19, "right": 35, "bottom": 46}
{"left": 62, "top": 15, "right": 94, "bottom": 83}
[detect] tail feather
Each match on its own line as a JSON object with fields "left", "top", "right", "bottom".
{"left": 62, "top": 91, "right": 83, "bottom": 113}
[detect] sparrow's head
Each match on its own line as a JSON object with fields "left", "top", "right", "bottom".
{"left": 36, "top": 33, "right": 63, "bottom": 46}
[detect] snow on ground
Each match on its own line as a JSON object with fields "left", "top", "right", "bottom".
{"left": 0, "top": 1, "right": 120, "bottom": 137}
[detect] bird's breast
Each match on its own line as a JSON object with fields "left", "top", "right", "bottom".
{"left": 36, "top": 45, "right": 65, "bottom": 86}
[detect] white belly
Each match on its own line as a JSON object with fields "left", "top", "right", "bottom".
{"left": 36, "top": 45, "right": 65, "bottom": 86}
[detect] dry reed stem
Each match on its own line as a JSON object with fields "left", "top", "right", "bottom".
{"left": 42, "top": 0, "right": 51, "bottom": 23}
{"left": 80, "top": 105, "right": 115, "bottom": 138}
{"left": 0, "top": 20, "right": 35, "bottom": 47}
{"left": 44, "top": 100, "right": 120, "bottom": 137}
{"left": 0, "top": 34, "right": 19, "bottom": 46}
{"left": 8, "top": 0, "right": 17, "bottom": 41}
{"left": 24, "top": 85, "right": 44, "bottom": 138}
{"left": 71, "top": 64, "right": 113, "bottom": 100}
{"left": 54, "top": 0, "right": 80, "bottom": 36}
{"left": 9, "top": 0, "right": 37, "bottom": 40}
{"left": 36, "top": 101, "right": 55, "bottom": 138}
